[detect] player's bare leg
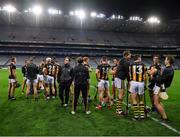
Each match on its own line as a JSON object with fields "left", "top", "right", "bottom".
{"left": 154, "top": 94, "right": 167, "bottom": 120}
{"left": 11, "top": 82, "right": 16, "bottom": 100}
{"left": 21, "top": 79, "right": 26, "bottom": 94}
{"left": 26, "top": 84, "right": 30, "bottom": 98}
{"left": 33, "top": 83, "right": 38, "bottom": 100}
{"left": 96, "top": 87, "right": 104, "bottom": 110}
{"left": 45, "top": 84, "right": 50, "bottom": 100}
{"left": 105, "top": 88, "right": 113, "bottom": 108}
{"left": 8, "top": 83, "right": 12, "bottom": 99}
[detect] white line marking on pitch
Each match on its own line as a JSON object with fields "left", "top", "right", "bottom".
{"left": 122, "top": 102, "right": 180, "bottom": 135}
{"left": 90, "top": 85, "right": 180, "bottom": 134}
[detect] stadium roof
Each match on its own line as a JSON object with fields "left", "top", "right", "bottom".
{"left": 0, "top": 0, "right": 180, "bottom": 33}
{"left": 0, "top": 0, "right": 179, "bottom": 20}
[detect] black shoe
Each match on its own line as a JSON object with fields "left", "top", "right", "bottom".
{"left": 151, "top": 106, "right": 157, "bottom": 112}
{"left": 161, "top": 118, "right": 170, "bottom": 124}
{"left": 8, "top": 96, "right": 11, "bottom": 100}
{"left": 35, "top": 97, "right": 39, "bottom": 101}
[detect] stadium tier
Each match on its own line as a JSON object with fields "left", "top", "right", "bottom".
{"left": 0, "top": 25, "right": 179, "bottom": 69}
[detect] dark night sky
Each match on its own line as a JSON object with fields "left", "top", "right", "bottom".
{"left": 0, "top": 0, "right": 179, "bottom": 21}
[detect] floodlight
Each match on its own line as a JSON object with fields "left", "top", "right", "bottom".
{"left": 97, "top": 13, "right": 105, "bottom": 18}
{"left": 111, "top": 14, "right": 116, "bottom": 19}
{"left": 3, "top": 5, "right": 16, "bottom": 13}
{"left": 48, "top": 8, "right": 61, "bottom": 15}
{"left": 117, "top": 15, "right": 124, "bottom": 19}
{"left": 147, "top": 16, "right": 160, "bottom": 24}
{"left": 32, "top": 5, "right": 42, "bottom": 15}
{"left": 69, "top": 11, "right": 74, "bottom": 16}
{"left": 129, "top": 16, "right": 142, "bottom": 21}
{"left": 90, "top": 12, "right": 97, "bottom": 18}
{"left": 75, "top": 10, "right": 86, "bottom": 20}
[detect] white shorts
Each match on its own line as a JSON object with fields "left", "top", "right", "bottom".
{"left": 37, "top": 74, "right": 44, "bottom": 81}
{"left": 129, "top": 81, "right": 144, "bottom": 95}
{"left": 9, "top": 79, "right": 16, "bottom": 83}
{"left": 114, "top": 78, "right": 126, "bottom": 89}
{"left": 26, "top": 79, "right": 38, "bottom": 85}
{"left": 98, "top": 80, "right": 109, "bottom": 89}
{"left": 44, "top": 75, "right": 54, "bottom": 84}
{"left": 153, "top": 84, "right": 161, "bottom": 95}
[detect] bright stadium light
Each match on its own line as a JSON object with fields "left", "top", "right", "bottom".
{"left": 129, "top": 16, "right": 142, "bottom": 21}
{"left": 117, "top": 15, "right": 124, "bottom": 19}
{"left": 111, "top": 14, "right": 116, "bottom": 19}
{"left": 147, "top": 16, "right": 160, "bottom": 24}
{"left": 48, "top": 8, "right": 61, "bottom": 15}
{"left": 3, "top": 5, "right": 16, "bottom": 13}
{"left": 97, "top": 13, "right": 105, "bottom": 18}
{"left": 75, "top": 9, "right": 86, "bottom": 20}
{"left": 90, "top": 12, "right": 97, "bottom": 18}
{"left": 69, "top": 11, "right": 74, "bottom": 16}
{"left": 32, "top": 5, "right": 42, "bottom": 15}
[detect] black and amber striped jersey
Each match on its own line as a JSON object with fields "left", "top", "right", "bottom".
{"left": 97, "top": 64, "right": 111, "bottom": 80}
{"left": 8, "top": 63, "right": 16, "bottom": 79}
{"left": 44, "top": 63, "right": 56, "bottom": 76}
{"left": 129, "top": 62, "right": 147, "bottom": 82}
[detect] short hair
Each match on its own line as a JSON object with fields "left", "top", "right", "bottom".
{"left": 65, "top": 57, "right": 71, "bottom": 62}
{"left": 77, "top": 57, "right": 83, "bottom": 64}
{"left": 83, "top": 57, "right": 89, "bottom": 62}
{"left": 153, "top": 54, "right": 160, "bottom": 59}
{"left": 101, "top": 56, "right": 107, "bottom": 62}
{"left": 134, "top": 54, "right": 141, "bottom": 61}
{"left": 123, "top": 50, "right": 131, "bottom": 57}
{"left": 114, "top": 58, "right": 120, "bottom": 62}
{"left": 166, "top": 55, "right": 175, "bottom": 64}
{"left": 11, "top": 57, "right": 16, "bottom": 62}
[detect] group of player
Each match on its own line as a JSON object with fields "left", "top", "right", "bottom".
{"left": 95, "top": 51, "right": 174, "bottom": 121}
{"left": 7, "top": 51, "right": 175, "bottom": 120}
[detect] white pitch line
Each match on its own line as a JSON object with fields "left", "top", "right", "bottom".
{"left": 147, "top": 114, "right": 180, "bottom": 135}
{"left": 90, "top": 85, "right": 180, "bottom": 134}
{"left": 122, "top": 102, "right": 180, "bottom": 135}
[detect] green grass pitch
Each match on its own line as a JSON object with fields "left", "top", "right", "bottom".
{"left": 0, "top": 69, "right": 180, "bottom": 136}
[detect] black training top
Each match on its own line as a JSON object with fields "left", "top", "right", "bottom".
{"left": 73, "top": 63, "right": 90, "bottom": 85}
{"left": 22, "top": 65, "right": 27, "bottom": 77}
{"left": 26, "top": 63, "right": 38, "bottom": 80}
{"left": 161, "top": 66, "right": 174, "bottom": 88}
{"left": 116, "top": 58, "right": 130, "bottom": 81}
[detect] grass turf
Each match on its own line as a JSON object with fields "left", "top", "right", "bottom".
{"left": 0, "top": 69, "right": 180, "bottom": 136}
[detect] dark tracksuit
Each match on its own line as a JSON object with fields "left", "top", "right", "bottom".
{"left": 72, "top": 63, "right": 90, "bottom": 112}
{"left": 57, "top": 64, "right": 73, "bottom": 105}
{"left": 155, "top": 66, "right": 174, "bottom": 90}
{"left": 116, "top": 58, "right": 130, "bottom": 81}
